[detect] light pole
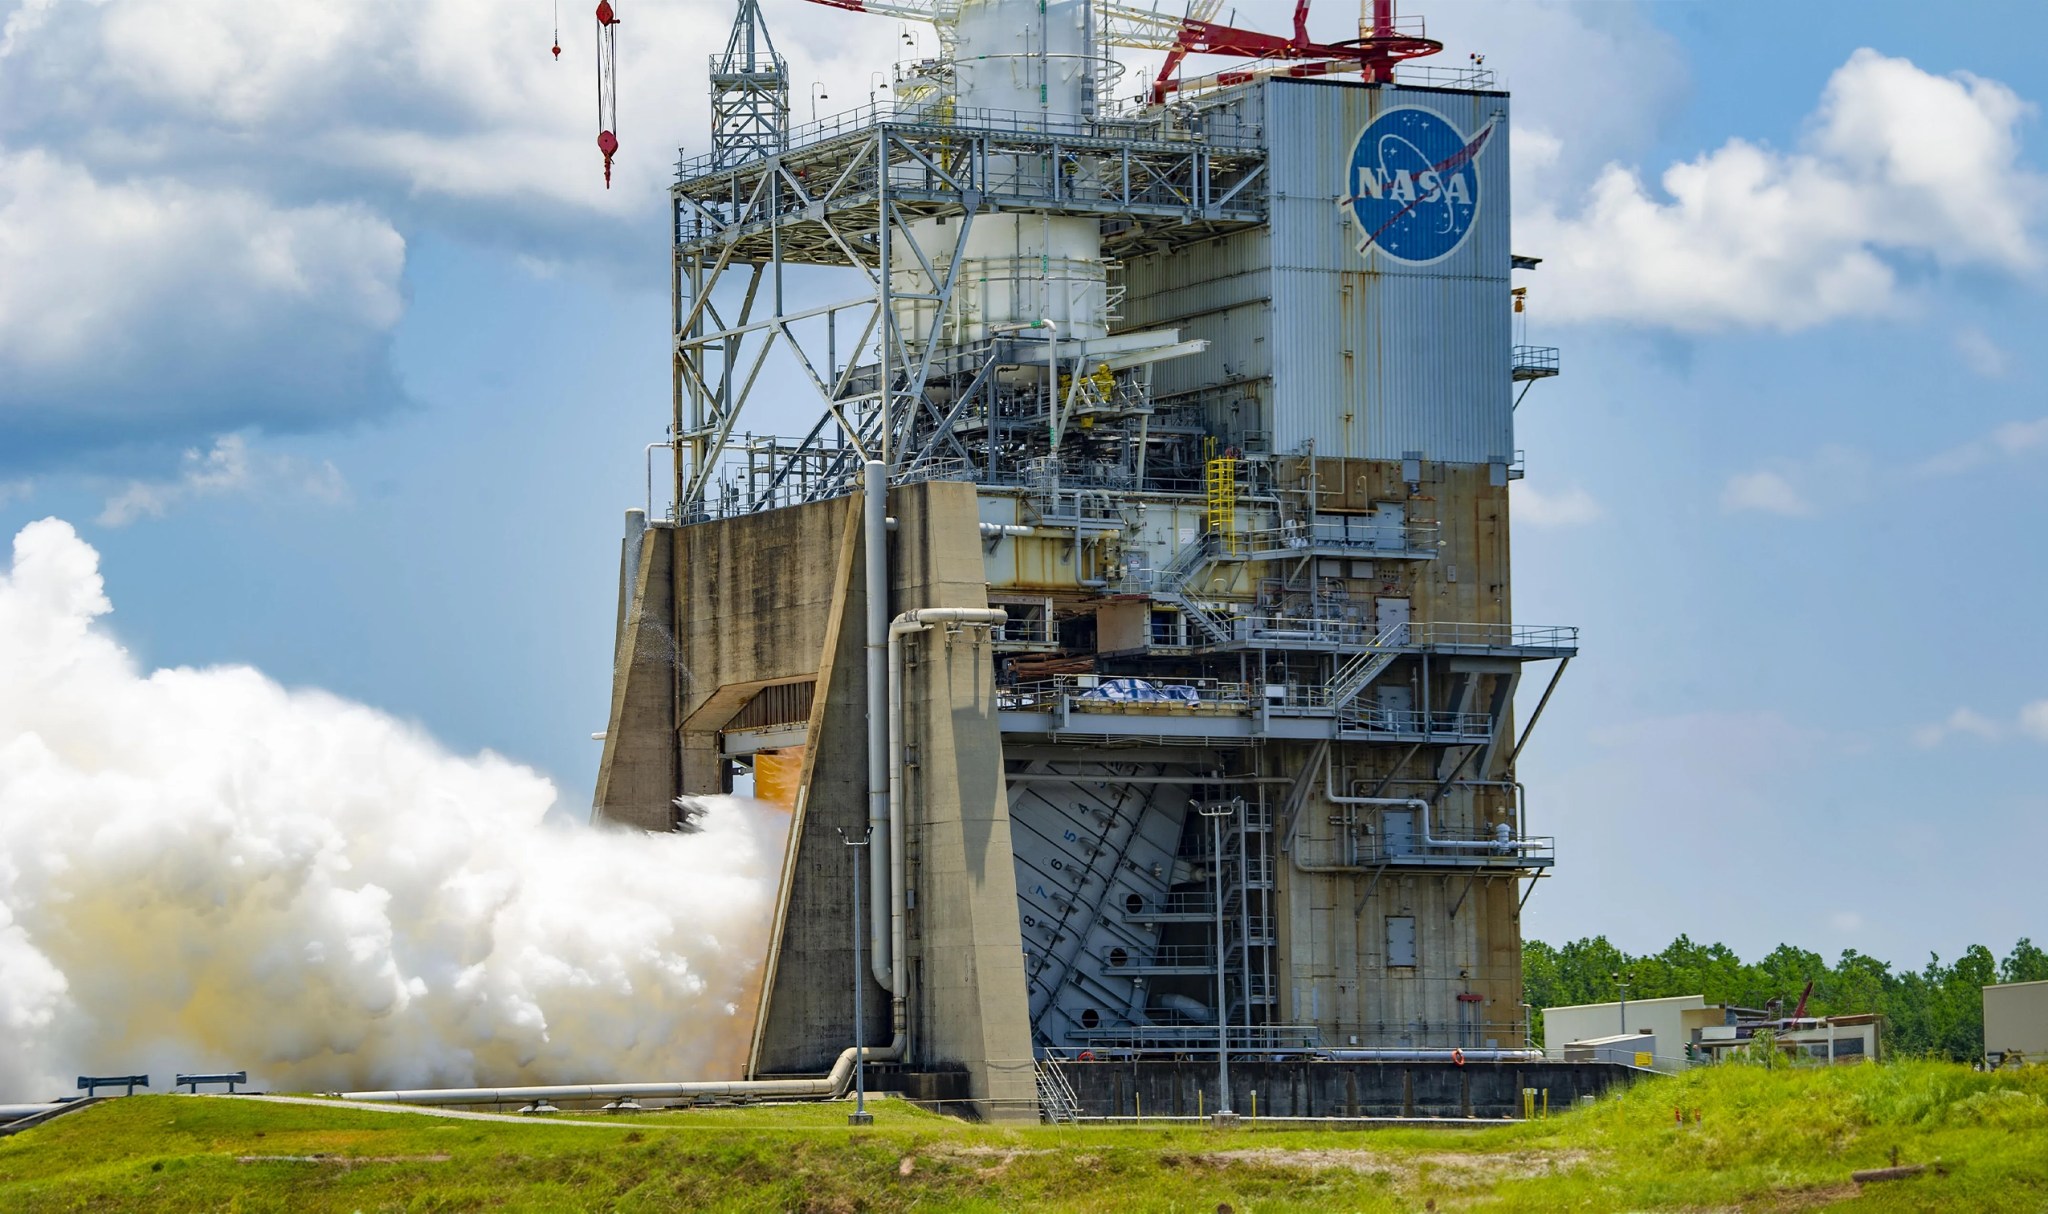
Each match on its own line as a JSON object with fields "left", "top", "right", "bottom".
{"left": 1197, "top": 798, "right": 1239, "bottom": 1124}
{"left": 1613, "top": 969, "right": 1632, "bottom": 1035}
{"left": 810, "top": 82, "right": 830, "bottom": 121}
{"left": 840, "top": 827, "right": 873, "bottom": 1126}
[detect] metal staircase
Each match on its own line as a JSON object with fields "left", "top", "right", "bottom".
{"left": 1326, "top": 623, "right": 1409, "bottom": 713}
{"left": 1142, "top": 533, "right": 1236, "bottom": 646}
{"left": 1035, "top": 1056, "right": 1081, "bottom": 1123}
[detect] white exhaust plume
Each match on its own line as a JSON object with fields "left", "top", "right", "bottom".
{"left": 0, "top": 519, "right": 789, "bottom": 1101}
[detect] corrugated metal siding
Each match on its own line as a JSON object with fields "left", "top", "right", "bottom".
{"left": 1261, "top": 79, "right": 1513, "bottom": 464}
{"left": 1120, "top": 228, "right": 1272, "bottom": 406}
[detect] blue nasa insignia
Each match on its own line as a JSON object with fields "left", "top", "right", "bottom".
{"left": 1347, "top": 107, "right": 1495, "bottom": 264}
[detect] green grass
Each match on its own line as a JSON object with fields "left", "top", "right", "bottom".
{"left": 2, "top": 1061, "right": 2045, "bottom": 1211}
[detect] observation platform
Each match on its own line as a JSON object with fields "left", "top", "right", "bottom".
{"left": 671, "top": 102, "right": 1270, "bottom": 264}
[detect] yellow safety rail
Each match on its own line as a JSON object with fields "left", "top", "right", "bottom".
{"left": 1205, "top": 453, "right": 1241, "bottom": 556}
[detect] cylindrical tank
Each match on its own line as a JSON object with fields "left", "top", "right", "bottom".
{"left": 953, "top": 0, "right": 1093, "bottom": 125}
{"left": 892, "top": 212, "right": 1109, "bottom": 346}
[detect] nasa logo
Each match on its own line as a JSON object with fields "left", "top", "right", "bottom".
{"left": 1346, "top": 107, "right": 1496, "bottom": 264}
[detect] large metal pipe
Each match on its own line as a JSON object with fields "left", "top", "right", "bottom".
{"left": 1324, "top": 755, "right": 1536, "bottom": 852}
{"left": 0, "top": 1104, "right": 64, "bottom": 1124}
{"left": 886, "top": 607, "right": 1008, "bottom": 1017}
{"left": 341, "top": 1035, "right": 904, "bottom": 1107}
{"left": 864, "top": 462, "right": 892, "bottom": 991}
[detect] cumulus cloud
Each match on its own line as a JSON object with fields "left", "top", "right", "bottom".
{"left": 1720, "top": 445, "right": 1870, "bottom": 517}
{"left": 0, "top": 0, "right": 899, "bottom": 467}
{"left": 1720, "top": 470, "right": 1811, "bottom": 517}
{"left": 96, "top": 434, "right": 350, "bottom": 527}
{"left": 1915, "top": 416, "right": 2048, "bottom": 478}
{"left": 1954, "top": 327, "right": 2010, "bottom": 378}
{"left": 0, "top": 145, "right": 408, "bottom": 465}
{"left": 1511, "top": 482, "right": 1603, "bottom": 527}
{"left": 1521, "top": 50, "right": 2044, "bottom": 331}
{"left": 1913, "top": 702, "right": 2048, "bottom": 748}
{"left": 1912, "top": 707, "right": 2007, "bottom": 749}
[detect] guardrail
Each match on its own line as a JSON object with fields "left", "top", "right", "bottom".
{"left": 1342, "top": 706, "right": 1496, "bottom": 741}
{"left": 1352, "top": 834, "right": 1557, "bottom": 866}
{"left": 1060, "top": 1025, "right": 1323, "bottom": 1057}
{"left": 676, "top": 100, "right": 1265, "bottom": 185}
{"left": 998, "top": 676, "right": 1254, "bottom": 714}
{"left": 1241, "top": 518, "right": 1440, "bottom": 557}
{"left": 1411, "top": 622, "right": 1578, "bottom": 651}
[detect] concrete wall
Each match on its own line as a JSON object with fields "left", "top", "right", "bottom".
{"left": 596, "top": 485, "right": 1034, "bottom": 1118}
{"left": 593, "top": 522, "right": 679, "bottom": 832}
{"left": 891, "top": 482, "right": 1038, "bottom": 1118}
{"left": 1063, "top": 1059, "right": 1636, "bottom": 1119}
{"left": 1986, "top": 980, "right": 2048, "bottom": 1059}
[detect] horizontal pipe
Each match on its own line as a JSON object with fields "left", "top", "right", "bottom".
{"left": 978, "top": 523, "right": 1032, "bottom": 538}
{"left": 342, "top": 1035, "right": 903, "bottom": 1107}
{"left": 0, "top": 1104, "right": 64, "bottom": 1123}
{"left": 1313, "top": 1049, "right": 1545, "bottom": 1063}
{"left": 1325, "top": 756, "right": 1536, "bottom": 852}
{"left": 1004, "top": 774, "right": 1295, "bottom": 785}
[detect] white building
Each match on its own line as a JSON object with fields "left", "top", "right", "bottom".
{"left": 1542, "top": 995, "right": 1706, "bottom": 1072}
{"left": 1985, "top": 979, "right": 2048, "bottom": 1065}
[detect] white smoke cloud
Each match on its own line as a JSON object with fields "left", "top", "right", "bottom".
{"left": 0, "top": 518, "right": 789, "bottom": 1100}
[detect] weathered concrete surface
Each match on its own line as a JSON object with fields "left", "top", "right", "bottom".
{"left": 891, "top": 482, "right": 1037, "bottom": 1121}
{"left": 593, "top": 523, "right": 678, "bottom": 832}
{"left": 749, "top": 496, "right": 891, "bottom": 1080}
{"left": 1063, "top": 1060, "right": 1636, "bottom": 1120}
{"left": 596, "top": 488, "right": 1031, "bottom": 1118}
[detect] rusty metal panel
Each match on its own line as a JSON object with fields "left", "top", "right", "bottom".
{"left": 1261, "top": 78, "right": 1513, "bottom": 464}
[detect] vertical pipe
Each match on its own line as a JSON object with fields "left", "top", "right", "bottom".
{"left": 865, "top": 461, "right": 892, "bottom": 990}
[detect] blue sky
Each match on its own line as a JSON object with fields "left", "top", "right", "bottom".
{"left": 0, "top": 0, "right": 2040, "bottom": 968}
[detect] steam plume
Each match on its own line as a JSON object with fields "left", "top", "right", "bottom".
{"left": 0, "top": 519, "right": 787, "bottom": 1099}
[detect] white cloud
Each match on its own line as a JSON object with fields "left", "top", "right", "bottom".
{"left": 0, "top": 145, "right": 407, "bottom": 462}
{"left": 1955, "top": 327, "right": 2010, "bottom": 378}
{"left": 97, "top": 435, "right": 350, "bottom": 527}
{"left": 1829, "top": 910, "right": 1865, "bottom": 933}
{"left": 0, "top": 0, "right": 901, "bottom": 467}
{"left": 1912, "top": 707, "right": 2007, "bottom": 749}
{"left": 1512, "top": 482, "right": 1603, "bottom": 527}
{"left": 1720, "top": 470, "right": 1812, "bottom": 517}
{"left": 1916, "top": 416, "right": 2048, "bottom": 477}
{"left": 1720, "top": 445, "right": 1872, "bottom": 517}
{"left": 1912, "top": 702, "right": 2048, "bottom": 748}
{"left": 1520, "top": 50, "right": 2043, "bottom": 331}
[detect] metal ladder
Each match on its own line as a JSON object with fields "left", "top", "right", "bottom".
{"left": 1035, "top": 1056, "right": 1082, "bottom": 1124}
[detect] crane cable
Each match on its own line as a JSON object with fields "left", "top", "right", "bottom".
{"left": 596, "top": 0, "right": 620, "bottom": 187}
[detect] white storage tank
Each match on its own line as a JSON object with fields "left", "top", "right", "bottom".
{"left": 892, "top": 213, "right": 1109, "bottom": 346}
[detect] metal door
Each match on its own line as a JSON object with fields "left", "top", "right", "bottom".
{"left": 1375, "top": 596, "right": 1411, "bottom": 645}
{"left": 1382, "top": 809, "right": 1417, "bottom": 857}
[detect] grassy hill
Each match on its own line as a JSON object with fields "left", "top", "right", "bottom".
{"left": 2, "top": 1060, "right": 2044, "bottom": 1212}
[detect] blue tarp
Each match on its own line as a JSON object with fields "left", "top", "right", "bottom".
{"left": 1077, "top": 678, "right": 1201, "bottom": 706}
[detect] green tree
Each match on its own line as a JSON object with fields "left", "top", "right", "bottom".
{"left": 2001, "top": 938, "right": 2048, "bottom": 984}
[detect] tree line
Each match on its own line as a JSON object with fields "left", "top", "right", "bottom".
{"left": 1524, "top": 935, "right": 2048, "bottom": 1061}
